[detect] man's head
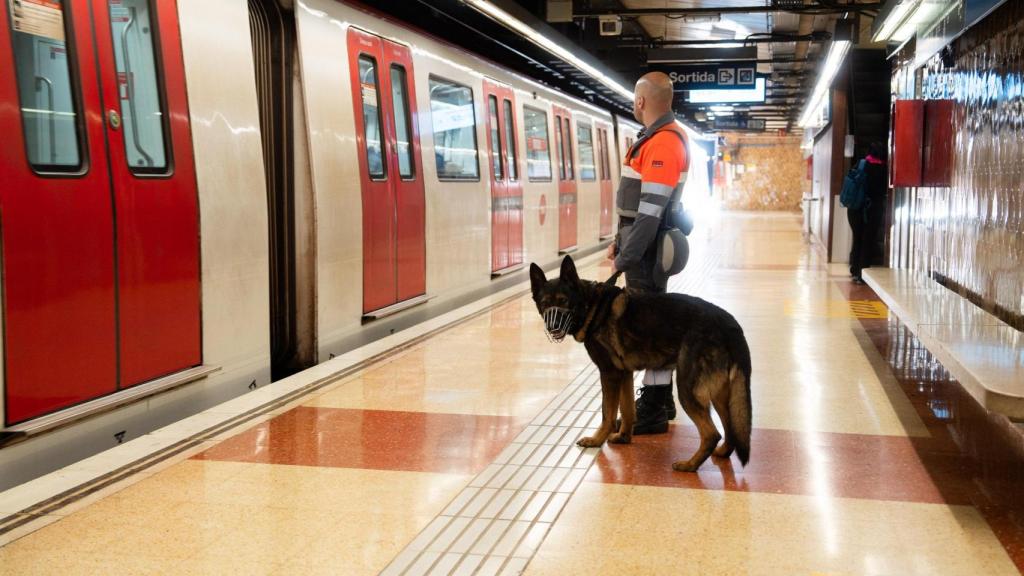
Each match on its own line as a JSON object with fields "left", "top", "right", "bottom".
{"left": 633, "top": 72, "right": 675, "bottom": 126}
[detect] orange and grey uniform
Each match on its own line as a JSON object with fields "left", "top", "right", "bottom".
{"left": 614, "top": 112, "right": 689, "bottom": 293}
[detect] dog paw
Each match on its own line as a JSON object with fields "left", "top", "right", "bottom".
{"left": 608, "top": 432, "right": 632, "bottom": 444}
{"left": 576, "top": 436, "right": 604, "bottom": 448}
{"left": 672, "top": 460, "right": 701, "bottom": 473}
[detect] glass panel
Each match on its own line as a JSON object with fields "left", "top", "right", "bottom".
{"left": 429, "top": 77, "right": 478, "bottom": 180}
{"left": 577, "top": 123, "right": 595, "bottom": 181}
{"left": 523, "top": 106, "right": 550, "bottom": 181}
{"left": 487, "top": 95, "right": 502, "bottom": 180}
{"left": 358, "top": 55, "right": 385, "bottom": 179}
{"left": 8, "top": 0, "right": 82, "bottom": 170}
{"left": 108, "top": 0, "right": 167, "bottom": 172}
{"left": 598, "top": 129, "right": 608, "bottom": 180}
{"left": 554, "top": 116, "right": 564, "bottom": 181}
{"left": 562, "top": 119, "right": 574, "bottom": 180}
{"left": 502, "top": 99, "right": 517, "bottom": 181}
{"left": 390, "top": 65, "right": 413, "bottom": 179}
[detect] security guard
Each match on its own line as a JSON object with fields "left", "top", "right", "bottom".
{"left": 609, "top": 71, "right": 691, "bottom": 435}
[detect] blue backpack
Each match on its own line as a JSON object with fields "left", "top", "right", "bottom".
{"left": 840, "top": 159, "right": 868, "bottom": 210}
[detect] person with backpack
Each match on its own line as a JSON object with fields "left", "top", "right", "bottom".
{"left": 842, "top": 141, "right": 887, "bottom": 284}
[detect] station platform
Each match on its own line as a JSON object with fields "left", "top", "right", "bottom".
{"left": 1, "top": 211, "right": 1023, "bottom": 575}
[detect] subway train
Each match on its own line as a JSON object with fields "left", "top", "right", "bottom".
{"left": 0, "top": 0, "right": 707, "bottom": 485}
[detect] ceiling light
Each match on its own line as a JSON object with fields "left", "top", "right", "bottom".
{"left": 709, "top": 105, "right": 734, "bottom": 112}
{"left": 798, "top": 40, "right": 851, "bottom": 128}
{"left": 682, "top": 14, "right": 721, "bottom": 24}
{"left": 463, "top": 0, "right": 634, "bottom": 100}
{"left": 689, "top": 78, "right": 766, "bottom": 103}
{"left": 891, "top": 1, "right": 945, "bottom": 42}
{"left": 871, "top": 0, "right": 919, "bottom": 42}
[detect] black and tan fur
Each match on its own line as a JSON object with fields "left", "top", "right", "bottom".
{"left": 530, "top": 256, "right": 752, "bottom": 472}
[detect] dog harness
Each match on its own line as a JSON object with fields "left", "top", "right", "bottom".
{"left": 613, "top": 112, "right": 689, "bottom": 275}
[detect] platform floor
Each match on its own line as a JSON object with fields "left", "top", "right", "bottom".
{"left": 2, "top": 211, "right": 1024, "bottom": 575}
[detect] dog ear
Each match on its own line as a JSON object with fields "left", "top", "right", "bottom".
{"left": 560, "top": 255, "right": 580, "bottom": 286}
{"left": 529, "top": 263, "right": 546, "bottom": 300}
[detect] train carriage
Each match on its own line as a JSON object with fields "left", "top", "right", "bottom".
{"left": 0, "top": 0, "right": 632, "bottom": 484}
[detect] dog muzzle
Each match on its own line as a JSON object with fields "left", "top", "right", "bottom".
{"left": 542, "top": 307, "right": 574, "bottom": 343}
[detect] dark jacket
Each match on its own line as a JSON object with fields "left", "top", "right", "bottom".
{"left": 864, "top": 159, "right": 887, "bottom": 204}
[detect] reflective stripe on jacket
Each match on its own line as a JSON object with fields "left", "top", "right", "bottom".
{"left": 614, "top": 113, "right": 689, "bottom": 272}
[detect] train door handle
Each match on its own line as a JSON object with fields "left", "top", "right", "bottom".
{"left": 107, "top": 109, "right": 122, "bottom": 130}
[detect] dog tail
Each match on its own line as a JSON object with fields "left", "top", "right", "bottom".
{"left": 728, "top": 364, "right": 752, "bottom": 466}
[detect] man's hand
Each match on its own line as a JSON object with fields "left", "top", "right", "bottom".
{"left": 606, "top": 242, "right": 616, "bottom": 260}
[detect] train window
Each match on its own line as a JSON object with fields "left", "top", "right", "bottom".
{"left": 358, "top": 55, "right": 385, "bottom": 179}
{"left": 502, "top": 99, "right": 517, "bottom": 181}
{"left": 107, "top": 0, "right": 169, "bottom": 173}
{"left": 8, "top": 0, "right": 84, "bottom": 172}
{"left": 554, "top": 116, "right": 565, "bottom": 181}
{"left": 487, "top": 95, "right": 502, "bottom": 180}
{"left": 600, "top": 128, "right": 611, "bottom": 180}
{"left": 390, "top": 64, "right": 413, "bottom": 179}
{"left": 577, "top": 123, "right": 595, "bottom": 181}
{"left": 562, "top": 117, "right": 574, "bottom": 180}
{"left": 522, "top": 106, "right": 550, "bottom": 181}
{"left": 428, "top": 76, "right": 478, "bottom": 180}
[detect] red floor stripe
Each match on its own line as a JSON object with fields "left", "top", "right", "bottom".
{"left": 587, "top": 424, "right": 951, "bottom": 504}
{"left": 194, "top": 407, "right": 528, "bottom": 475}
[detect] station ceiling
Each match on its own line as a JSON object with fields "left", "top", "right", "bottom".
{"left": 368, "top": 0, "right": 880, "bottom": 133}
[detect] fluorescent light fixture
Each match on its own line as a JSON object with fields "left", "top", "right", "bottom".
{"left": 892, "top": 1, "right": 944, "bottom": 42}
{"left": 689, "top": 78, "right": 766, "bottom": 103}
{"left": 464, "top": 0, "right": 635, "bottom": 100}
{"left": 709, "top": 105, "right": 734, "bottom": 112}
{"left": 797, "top": 40, "right": 851, "bottom": 128}
{"left": 872, "top": 0, "right": 919, "bottom": 41}
{"left": 682, "top": 14, "right": 721, "bottom": 23}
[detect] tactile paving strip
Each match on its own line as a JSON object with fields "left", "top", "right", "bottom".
{"left": 379, "top": 364, "right": 601, "bottom": 576}
{"left": 381, "top": 236, "right": 720, "bottom": 575}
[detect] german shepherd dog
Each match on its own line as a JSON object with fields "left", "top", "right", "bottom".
{"left": 530, "top": 256, "right": 752, "bottom": 472}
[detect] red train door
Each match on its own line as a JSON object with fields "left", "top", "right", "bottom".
{"left": 483, "top": 79, "right": 523, "bottom": 274}
{"left": 596, "top": 124, "right": 613, "bottom": 238}
{"left": 348, "top": 28, "right": 426, "bottom": 314}
{"left": 552, "top": 105, "right": 577, "bottom": 252}
{"left": 94, "top": 0, "right": 200, "bottom": 386}
{"left": 1, "top": 0, "right": 116, "bottom": 423}
{"left": 0, "top": 0, "right": 200, "bottom": 424}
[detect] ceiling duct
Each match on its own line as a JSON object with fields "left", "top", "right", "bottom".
{"left": 546, "top": 0, "right": 572, "bottom": 23}
{"left": 647, "top": 47, "right": 759, "bottom": 63}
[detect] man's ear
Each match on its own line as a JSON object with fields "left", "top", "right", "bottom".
{"left": 560, "top": 255, "right": 580, "bottom": 286}
{"left": 529, "top": 263, "right": 546, "bottom": 300}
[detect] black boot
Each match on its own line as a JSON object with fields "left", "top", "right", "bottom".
{"left": 632, "top": 385, "right": 669, "bottom": 435}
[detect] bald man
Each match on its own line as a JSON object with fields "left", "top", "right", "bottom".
{"left": 608, "top": 71, "right": 691, "bottom": 435}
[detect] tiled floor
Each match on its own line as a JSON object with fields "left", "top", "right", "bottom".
{"left": 2, "top": 211, "right": 1024, "bottom": 575}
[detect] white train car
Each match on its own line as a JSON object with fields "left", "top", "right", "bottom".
{"left": 0, "top": 0, "right": 624, "bottom": 485}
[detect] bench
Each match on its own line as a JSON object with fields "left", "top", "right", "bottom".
{"left": 863, "top": 268, "right": 1024, "bottom": 420}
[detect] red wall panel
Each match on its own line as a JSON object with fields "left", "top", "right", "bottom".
{"left": 923, "top": 99, "right": 955, "bottom": 187}
{"left": 892, "top": 99, "right": 924, "bottom": 187}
